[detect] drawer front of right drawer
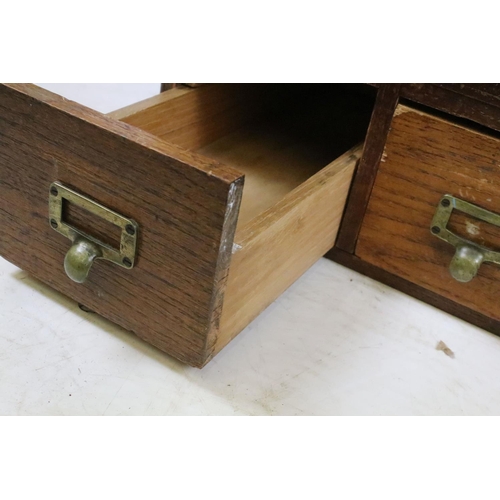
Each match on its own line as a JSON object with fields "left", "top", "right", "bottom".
{"left": 357, "top": 104, "right": 500, "bottom": 320}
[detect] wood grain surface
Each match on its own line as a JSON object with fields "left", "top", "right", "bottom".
{"left": 217, "top": 145, "right": 360, "bottom": 355}
{"left": 334, "top": 83, "right": 500, "bottom": 258}
{"left": 1, "top": 83, "right": 368, "bottom": 366}
{"left": 109, "top": 83, "right": 368, "bottom": 362}
{"left": 109, "top": 84, "right": 284, "bottom": 151}
{"left": 114, "top": 83, "right": 374, "bottom": 231}
{"left": 0, "top": 83, "right": 243, "bottom": 367}
{"left": 434, "top": 84, "right": 500, "bottom": 109}
{"left": 356, "top": 104, "right": 500, "bottom": 322}
{"left": 335, "top": 84, "right": 400, "bottom": 253}
{"left": 399, "top": 84, "right": 500, "bottom": 134}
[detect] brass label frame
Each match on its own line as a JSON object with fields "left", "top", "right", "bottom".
{"left": 48, "top": 182, "right": 138, "bottom": 270}
{"left": 431, "top": 194, "right": 500, "bottom": 282}
{"left": 431, "top": 194, "right": 500, "bottom": 266}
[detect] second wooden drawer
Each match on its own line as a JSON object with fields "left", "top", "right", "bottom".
{"left": 357, "top": 103, "right": 500, "bottom": 327}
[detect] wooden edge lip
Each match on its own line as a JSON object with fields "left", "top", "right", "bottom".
{"left": 327, "top": 247, "right": 500, "bottom": 337}
{"left": 199, "top": 177, "right": 245, "bottom": 368}
{"left": 1, "top": 83, "right": 243, "bottom": 185}
{"left": 335, "top": 83, "right": 401, "bottom": 254}
{"left": 399, "top": 83, "right": 500, "bottom": 135}
{"left": 393, "top": 101, "right": 500, "bottom": 140}
{"left": 160, "top": 83, "right": 177, "bottom": 92}
{"left": 236, "top": 143, "right": 363, "bottom": 248}
{"left": 160, "top": 83, "right": 203, "bottom": 91}
{"left": 107, "top": 86, "right": 194, "bottom": 122}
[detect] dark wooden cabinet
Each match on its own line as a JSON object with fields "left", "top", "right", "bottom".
{"left": 329, "top": 83, "right": 500, "bottom": 337}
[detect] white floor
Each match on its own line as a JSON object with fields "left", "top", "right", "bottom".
{"left": 2, "top": 84, "right": 500, "bottom": 416}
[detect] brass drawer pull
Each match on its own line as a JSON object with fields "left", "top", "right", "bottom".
{"left": 431, "top": 194, "right": 500, "bottom": 283}
{"left": 48, "top": 182, "right": 138, "bottom": 283}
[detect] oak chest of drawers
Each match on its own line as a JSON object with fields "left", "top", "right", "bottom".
{"left": 5, "top": 82, "right": 499, "bottom": 366}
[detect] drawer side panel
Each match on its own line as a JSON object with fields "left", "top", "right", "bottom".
{"left": 216, "top": 145, "right": 361, "bottom": 358}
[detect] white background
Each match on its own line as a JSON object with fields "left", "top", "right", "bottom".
{"left": 2, "top": 3, "right": 500, "bottom": 497}
{"left": 2, "top": 84, "right": 500, "bottom": 416}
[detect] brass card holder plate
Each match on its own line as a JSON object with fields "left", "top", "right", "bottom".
{"left": 48, "top": 182, "right": 138, "bottom": 283}
{"left": 431, "top": 194, "right": 500, "bottom": 283}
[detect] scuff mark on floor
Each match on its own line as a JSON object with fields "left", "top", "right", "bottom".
{"left": 436, "top": 340, "right": 455, "bottom": 359}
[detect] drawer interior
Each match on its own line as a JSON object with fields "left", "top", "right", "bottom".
{"left": 109, "top": 83, "right": 376, "bottom": 360}
{"left": 110, "top": 84, "right": 375, "bottom": 231}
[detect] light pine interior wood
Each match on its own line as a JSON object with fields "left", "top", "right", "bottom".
{"left": 217, "top": 145, "right": 361, "bottom": 354}
{"left": 109, "top": 84, "right": 283, "bottom": 151}
{"left": 197, "top": 120, "right": 337, "bottom": 229}
{"left": 110, "top": 84, "right": 372, "bottom": 362}
{"left": 112, "top": 84, "right": 373, "bottom": 233}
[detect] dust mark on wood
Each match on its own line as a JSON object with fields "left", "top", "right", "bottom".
{"left": 465, "top": 220, "right": 480, "bottom": 236}
{"left": 436, "top": 340, "right": 455, "bottom": 358}
{"left": 393, "top": 105, "right": 412, "bottom": 117}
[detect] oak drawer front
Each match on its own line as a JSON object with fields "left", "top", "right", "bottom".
{"left": 1, "top": 84, "right": 370, "bottom": 366}
{"left": 357, "top": 104, "right": 500, "bottom": 321}
{"left": 0, "top": 84, "right": 243, "bottom": 367}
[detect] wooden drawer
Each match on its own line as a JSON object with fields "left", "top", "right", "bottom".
{"left": 0, "top": 83, "right": 372, "bottom": 366}
{"left": 357, "top": 104, "right": 500, "bottom": 325}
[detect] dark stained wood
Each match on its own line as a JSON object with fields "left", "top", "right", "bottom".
{"left": 330, "top": 83, "right": 500, "bottom": 335}
{"left": 400, "top": 84, "right": 500, "bottom": 134}
{"left": 355, "top": 104, "right": 500, "bottom": 323}
{"left": 335, "top": 84, "right": 400, "bottom": 253}
{"left": 64, "top": 200, "right": 123, "bottom": 250}
{"left": 0, "top": 83, "right": 243, "bottom": 367}
{"left": 435, "top": 84, "right": 500, "bottom": 109}
{"left": 327, "top": 247, "right": 500, "bottom": 336}
{"left": 447, "top": 209, "right": 500, "bottom": 251}
{"left": 335, "top": 82, "right": 500, "bottom": 259}
{"left": 160, "top": 83, "right": 177, "bottom": 92}
{"left": 160, "top": 84, "right": 202, "bottom": 92}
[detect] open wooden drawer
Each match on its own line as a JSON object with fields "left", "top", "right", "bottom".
{"left": 0, "top": 84, "right": 374, "bottom": 366}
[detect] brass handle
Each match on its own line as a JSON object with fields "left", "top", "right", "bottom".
{"left": 64, "top": 238, "right": 103, "bottom": 283}
{"left": 431, "top": 195, "right": 500, "bottom": 283}
{"left": 448, "top": 244, "right": 484, "bottom": 283}
{"left": 49, "top": 182, "right": 138, "bottom": 284}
